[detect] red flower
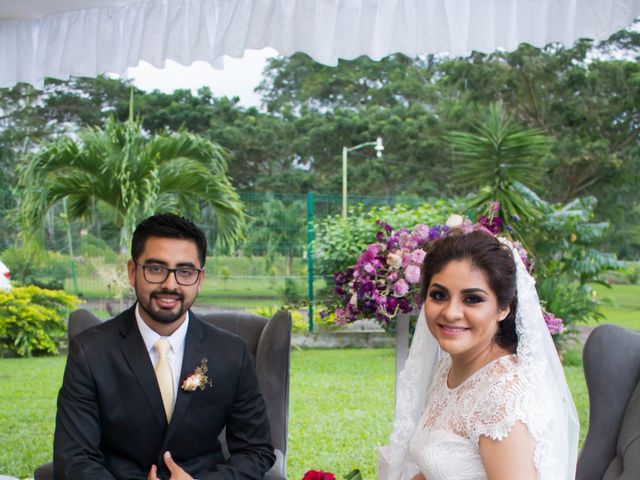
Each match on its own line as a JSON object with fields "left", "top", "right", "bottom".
{"left": 302, "top": 470, "right": 336, "bottom": 480}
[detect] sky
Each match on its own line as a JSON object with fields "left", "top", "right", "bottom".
{"left": 124, "top": 48, "right": 278, "bottom": 108}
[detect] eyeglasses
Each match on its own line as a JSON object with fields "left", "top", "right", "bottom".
{"left": 135, "top": 261, "right": 203, "bottom": 286}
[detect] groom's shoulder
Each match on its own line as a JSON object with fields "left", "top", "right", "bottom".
{"left": 71, "top": 307, "right": 134, "bottom": 347}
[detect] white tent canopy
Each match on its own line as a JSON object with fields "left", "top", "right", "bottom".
{"left": 2, "top": 0, "right": 640, "bottom": 89}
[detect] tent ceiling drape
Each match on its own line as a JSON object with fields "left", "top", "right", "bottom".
{"left": 2, "top": 0, "right": 640, "bottom": 89}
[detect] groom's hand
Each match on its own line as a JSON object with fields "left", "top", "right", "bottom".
{"left": 147, "top": 451, "right": 194, "bottom": 480}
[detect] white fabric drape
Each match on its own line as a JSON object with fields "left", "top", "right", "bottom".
{"left": 2, "top": 0, "right": 640, "bottom": 88}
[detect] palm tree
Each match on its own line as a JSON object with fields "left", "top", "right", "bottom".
{"left": 245, "top": 195, "right": 306, "bottom": 276}
{"left": 19, "top": 114, "right": 245, "bottom": 253}
{"left": 446, "top": 102, "right": 550, "bottom": 243}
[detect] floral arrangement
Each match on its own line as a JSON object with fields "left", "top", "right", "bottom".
{"left": 330, "top": 204, "right": 564, "bottom": 335}
{"left": 543, "top": 311, "right": 564, "bottom": 335}
{"left": 181, "top": 357, "right": 213, "bottom": 392}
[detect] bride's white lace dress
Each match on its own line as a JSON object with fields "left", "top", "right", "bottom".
{"left": 408, "top": 354, "right": 531, "bottom": 480}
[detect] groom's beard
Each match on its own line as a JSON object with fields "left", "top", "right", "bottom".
{"left": 136, "top": 287, "right": 195, "bottom": 324}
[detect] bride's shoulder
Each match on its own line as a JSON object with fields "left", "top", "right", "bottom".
{"left": 478, "top": 354, "right": 526, "bottom": 394}
{"left": 467, "top": 354, "right": 532, "bottom": 441}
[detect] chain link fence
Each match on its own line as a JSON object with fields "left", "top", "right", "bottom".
{"left": 0, "top": 192, "right": 422, "bottom": 329}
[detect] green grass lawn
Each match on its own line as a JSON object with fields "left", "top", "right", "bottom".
{"left": 3, "top": 283, "right": 635, "bottom": 477}
{"left": 591, "top": 283, "right": 640, "bottom": 330}
{"left": 0, "top": 349, "right": 588, "bottom": 479}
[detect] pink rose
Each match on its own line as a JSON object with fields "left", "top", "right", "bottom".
{"left": 393, "top": 279, "right": 409, "bottom": 297}
{"left": 410, "top": 249, "right": 426, "bottom": 265}
{"left": 404, "top": 265, "right": 421, "bottom": 284}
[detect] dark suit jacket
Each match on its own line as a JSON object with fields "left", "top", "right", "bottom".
{"left": 53, "top": 306, "right": 275, "bottom": 480}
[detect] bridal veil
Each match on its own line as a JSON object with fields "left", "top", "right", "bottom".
{"left": 379, "top": 238, "right": 579, "bottom": 480}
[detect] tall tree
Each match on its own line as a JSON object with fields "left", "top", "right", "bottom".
{"left": 19, "top": 113, "right": 245, "bottom": 253}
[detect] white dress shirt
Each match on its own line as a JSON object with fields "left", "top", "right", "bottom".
{"left": 135, "top": 305, "right": 189, "bottom": 408}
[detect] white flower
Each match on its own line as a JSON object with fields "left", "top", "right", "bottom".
{"left": 182, "top": 375, "right": 202, "bottom": 391}
{"left": 445, "top": 214, "right": 464, "bottom": 228}
{"left": 181, "top": 358, "right": 212, "bottom": 392}
{"left": 349, "top": 293, "right": 358, "bottom": 306}
{"left": 387, "top": 252, "right": 402, "bottom": 269}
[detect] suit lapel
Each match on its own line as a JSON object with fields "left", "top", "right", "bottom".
{"left": 119, "top": 307, "right": 167, "bottom": 429}
{"left": 161, "top": 313, "right": 205, "bottom": 449}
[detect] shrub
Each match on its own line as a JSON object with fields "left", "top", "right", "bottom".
{"left": 1, "top": 247, "right": 70, "bottom": 288}
{"left": 314, "top": 200, "right": 460, "bottom": 276}
{"left": 250, "top": 305, "right": 335, "bottom": 333}
{"left": 250, "top": 305, "right": 308, "bottom": 333}
{"left": 0, "top": 286, "right": 81, "bottom": 357}
{"left": 79, "top": 233, "right": 119, "bottom": 263}
{"left": 281, "top": 278, "right": 305, "bottom": 304}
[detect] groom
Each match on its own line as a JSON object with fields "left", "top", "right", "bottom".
{"left": 54, "top": 214, "right": 275, "bottom": 479}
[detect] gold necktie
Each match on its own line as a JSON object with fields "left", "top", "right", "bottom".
{"left": 154, "top": 338, "right": 174, "bottom": 422}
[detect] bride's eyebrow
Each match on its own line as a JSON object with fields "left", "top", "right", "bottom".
{"left": 461, "top": 288, "right": 488, "bottom": 295}
{"left": 429, "top": 283, "right": 447, "bottom": 291}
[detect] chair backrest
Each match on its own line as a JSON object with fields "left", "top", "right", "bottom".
{"left": 576, "top": 323, "right": 640, "bottom": 480}
{"left": 198, "top": 311, "right": 291, "bottom": 479}
{"left": 66, "top": 308, "right": 292, "bottom": 480}
{"left": 198, "top": 312, "right": 272, "bottom": 364}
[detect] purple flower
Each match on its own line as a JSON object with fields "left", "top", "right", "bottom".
{"left": 363, "top": 262, "right": 377, "bottom": 275}
{"left": 513, "top": 242, "right": 534, "bottom": 273}
{"left": 478, "top": 215, "right": 503, "bottom": 234}
{"left": 361, "top": 280, "right": 375, "bottom": 294}
{"left": 335, "top": 308, "right": 349, "bottom": 325}
{"left": 399, "top": 298, "right": 412, "bottom": 313}
{"left": 404, "top": 265, "right": 421, "bottom": 284}
{"left": 393, "top": 279, "right": 409, "bottom": 297}
{"left": 386, "top": 235, "right": 400, "bottom": 250}
{"left": 372, "top": 291, "right": 387, "bottom": 306}
{"left": 388, "top": 272, "right": 398, "bottom": 282}
{"left": 429, "top": 226, "right": 444, "bottom": 241}
{"left": 334, "top": 271, "right": 348, "bottom": 285}
{"left": 387, "top": 297, "right": 399, "bottom": 311}
{"left": 398, "top": 232, "right": 418, "bottom": 250}
{"left": 543, "top": 311, "right": 564, "bottom": 335}
{"left": 376, "top": 220, "right": 393, "bottom": 233}
{"left": 413, "top": 224, "right": 430, "bottom": 243}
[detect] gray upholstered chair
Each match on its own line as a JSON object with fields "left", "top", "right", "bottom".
{"left": 576, "top": 323, "right": 640, "bottom": 480}
{"left": 35, "top": 308, "right": 292, "bottom": 480}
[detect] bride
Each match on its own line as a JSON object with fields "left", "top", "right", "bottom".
{"left": 379, "top": 229, "right": 579, "bottom": 480}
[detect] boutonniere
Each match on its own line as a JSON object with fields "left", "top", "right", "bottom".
{"left": 181, "top": 357, "right": 213, "bottom": 392}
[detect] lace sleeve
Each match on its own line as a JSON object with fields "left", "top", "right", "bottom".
{"left": 466, "top": 357, "right": 531, "bottom": 445}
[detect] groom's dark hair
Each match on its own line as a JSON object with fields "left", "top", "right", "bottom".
{"left": 131, "top": 213, "right": 208, "bottom": 267}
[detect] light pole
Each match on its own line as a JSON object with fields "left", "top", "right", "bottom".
{"left": 342, "top": 136, "right": 384, "bottom": 219}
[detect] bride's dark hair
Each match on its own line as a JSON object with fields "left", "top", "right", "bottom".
{"left": 419, "top": 229, "right": 518, "bottom": 351}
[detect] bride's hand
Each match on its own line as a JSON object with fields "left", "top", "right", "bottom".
{"left": 411, "top": 474, "right": 426, "bottom": 480}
